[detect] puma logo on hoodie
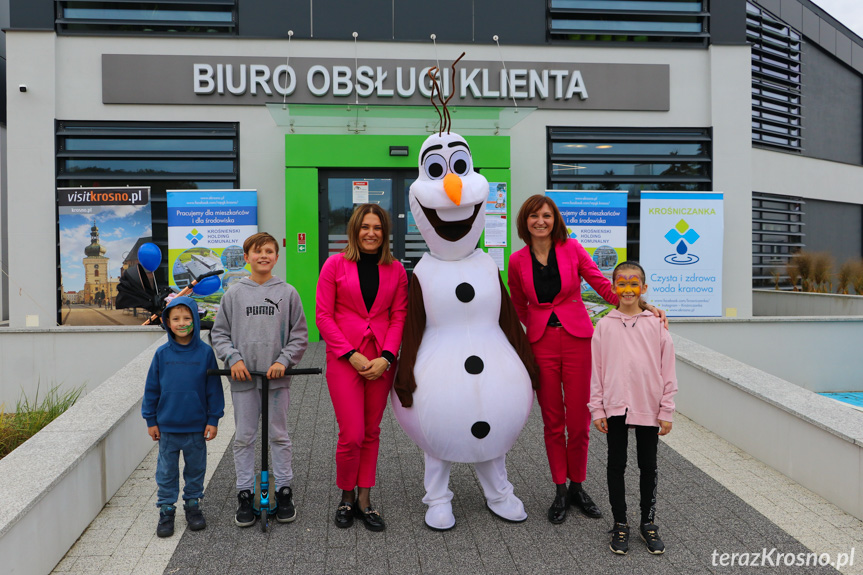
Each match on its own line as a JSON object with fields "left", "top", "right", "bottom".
{"left": 246, "top": 296, "right": 283, "bottom": 316}
{"left": 246, "top": 304, "right": 276, "bottom": 316}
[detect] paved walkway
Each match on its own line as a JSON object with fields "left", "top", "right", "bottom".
{"left": 53, "top": 342, "right": 863, "bottom": 574}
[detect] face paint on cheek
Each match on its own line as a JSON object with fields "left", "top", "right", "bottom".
{"left": 615, "top": 285, "right": 642, "bottom": 297}
{"left": 177, "top": 324, "right": 193, "bottom": 335}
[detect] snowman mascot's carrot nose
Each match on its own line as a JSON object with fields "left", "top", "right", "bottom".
{"left": 443, "top": 173, "right": 462, "bottom": 205}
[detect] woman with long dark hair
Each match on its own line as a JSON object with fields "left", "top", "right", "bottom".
{"left": 316, "top": 203, "right": 408, "bottom": 531}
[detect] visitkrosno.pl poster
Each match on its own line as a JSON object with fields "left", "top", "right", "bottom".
{"left": 639, "top": 192, "right": 724, "bottom": 317}
{"left": 167, "top": 190, "right": 258, "bottom": 320}
{"left": 58, "top": 186, "right": 152, "bottom": 326}
{"left": 546, "top": 191, "right": 627, "bottom": 323}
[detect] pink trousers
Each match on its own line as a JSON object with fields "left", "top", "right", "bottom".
{"left": 531, "top": 326, "right": 592, "bottom": 485}
{"left": 325, "top": 338, "right": 394, "bottom": 491}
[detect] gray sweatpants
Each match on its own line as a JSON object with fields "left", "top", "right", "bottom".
{"left": 232, "top": 386, "right": 293, "bottom": 492}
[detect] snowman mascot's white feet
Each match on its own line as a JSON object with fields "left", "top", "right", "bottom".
{"left": 420, "top": 453, "right": 527, "bottom": 530}
{"left": 392, "top": 60, "right": 538, "bottom": 531}
{"left": 475, "top": 458, "right": 528, "bottom": 522}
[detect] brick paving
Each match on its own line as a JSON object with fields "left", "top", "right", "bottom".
{"left": 53, "top": 342, "right": 862, "bottom": 575}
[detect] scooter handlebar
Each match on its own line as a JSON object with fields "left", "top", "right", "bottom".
{"left": 207, "top": 368, "right": 322, "bottom": 377}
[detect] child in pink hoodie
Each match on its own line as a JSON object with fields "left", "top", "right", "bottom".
{"left": 588, "top": 261, "right": 677, "bottom": 557}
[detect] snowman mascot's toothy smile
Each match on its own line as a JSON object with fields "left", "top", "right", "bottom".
{"left": 392, "top": 57, "right": 538, "bottom": 531}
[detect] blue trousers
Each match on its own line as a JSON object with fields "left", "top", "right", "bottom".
{"left": 156, "top": 431, "right": 207, "bottom": 506}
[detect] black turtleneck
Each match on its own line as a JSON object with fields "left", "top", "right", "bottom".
{"left": 357, "top": 250, "right": 380, "bottom": 312}
{"left": 531, "top": 243, "right": 562, "bottom": 325}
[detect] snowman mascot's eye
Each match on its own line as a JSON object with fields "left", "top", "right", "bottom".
{"left": 423, "top": 153, "right": 447, "bottom": 180}
{"left": 449, "top": 149, "right": 472, "bottom": 177}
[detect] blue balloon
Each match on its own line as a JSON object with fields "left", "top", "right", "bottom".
{"left": 137, "top": 243, "right": 162, "bottom": 272}
{"left": 193, "top": 275, "right": 221, "bottom": 296}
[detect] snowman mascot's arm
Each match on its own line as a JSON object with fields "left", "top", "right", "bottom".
{"left": 394, "top": 274, "right": 426, "bottom": 407}
{"left": 497, "top": 276, "right": 539, "bottom": 389}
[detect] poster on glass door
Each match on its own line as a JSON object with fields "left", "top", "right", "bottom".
{"left": 167, "top": 189, "right": 258, "bottom": 320}
{"left": 546, "top": 190, "right": 628, "bottom": 323}
{"left": 58, "top": 186, "right": 152, "bottom": 326}
{"left": 639, "top": 191, "right": 723, "bottom": 317}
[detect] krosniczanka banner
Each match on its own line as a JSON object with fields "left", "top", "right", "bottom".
{"left": 640, "top": 192, "right": 724, "bottom": 317}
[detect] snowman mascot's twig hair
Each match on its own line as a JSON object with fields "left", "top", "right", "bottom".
{"left": 428, "top": 52, "right": 464, "bottom": 135}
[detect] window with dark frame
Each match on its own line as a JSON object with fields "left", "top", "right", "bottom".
{"left": 747, "top": 2, "right": 802, "bottom": 152}
{"left": 548, "top": 0, "right": 709, "bottom": 45}
{"left": 547, "top": 127, "right": 712, "bottom": 261}
{"left": 55, "top": 121, "right": 240, "bottom": 296}
{"left": 55, "top": 1, "right": 237, "bottom": 35}
{"left": 752, "top": 192, "right": 805, "bottom": 289}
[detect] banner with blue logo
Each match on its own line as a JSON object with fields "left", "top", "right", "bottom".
{"left": 639, "top": 192, "right": 723, "bottom": 317}
{"left": 167, "top": 190, "right": 258, "bottom": 319}
{"left": 546, "top": 190, "right": 628, "bottom": 323}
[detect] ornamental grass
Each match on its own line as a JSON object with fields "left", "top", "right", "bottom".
{"left": 0, "top": 384, "right": 83, "bottom": 460}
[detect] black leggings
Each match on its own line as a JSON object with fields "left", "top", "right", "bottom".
{"left": 606, "top": 415, "right": 658, "bottom": 525}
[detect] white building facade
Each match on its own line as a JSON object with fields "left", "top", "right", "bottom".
{"left": 2, "top": 1, "right": 862, "bottom": 336}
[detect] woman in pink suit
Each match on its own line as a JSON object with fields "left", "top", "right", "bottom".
{"left": 316, "top": 204, "right": 408, "bottom": 532}
{"left": 509, "top": 194, "right": 661, "bottom": 525}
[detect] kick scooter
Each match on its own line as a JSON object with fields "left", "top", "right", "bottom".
{"left": 209, "top": 367, "right": 322, "bottom": 532}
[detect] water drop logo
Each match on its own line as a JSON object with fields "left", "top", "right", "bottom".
{"left": 567, "top": 226, "right": 578, "bottom": 240}
{"left": 663, "top": 219, "right": 700, "bottom": 265}
{"left": 186, "top": 229, "right": 204, "bottom": 246}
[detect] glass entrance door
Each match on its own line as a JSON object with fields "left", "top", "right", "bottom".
{"left": 319, "top": 170, "right": 428, "bottom": 274}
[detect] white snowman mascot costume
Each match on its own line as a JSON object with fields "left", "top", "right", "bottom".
{"left": 393, "top": 59, "right": 538, "bottom": 531}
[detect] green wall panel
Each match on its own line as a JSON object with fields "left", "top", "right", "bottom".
{"left": 285, "top": 134, "right": 510, "bottom": 169}
{"left": 284, "top": 168, "right": 320, "bottom": 341}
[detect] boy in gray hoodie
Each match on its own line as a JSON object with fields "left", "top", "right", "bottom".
{"left": 211, "top": 232, "right": 308, "bottom": 527}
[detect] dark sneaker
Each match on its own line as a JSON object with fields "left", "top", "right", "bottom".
{"left": 183, "top": 498, "right": 206, "bottom": 531}
{"left": 608, "top": 522, "right": 629, "bottom": 555}
{"left": 276, "top": 486, "right": 297, "bottom": 523}
{"left": 156, "top": 504, "right": 175, "bottom": 538}
{"left": 235, "top": 490, "right": 256, "bottom": 527}
{"left": 640, "top": 522, "right": 666, "bottom": 554}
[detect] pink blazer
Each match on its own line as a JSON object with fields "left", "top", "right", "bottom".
{"left": 508, "top": 239, "right": 618, "bottom": 343}
{"left": 316, "top": 253, "right": 409, "bottom": 359}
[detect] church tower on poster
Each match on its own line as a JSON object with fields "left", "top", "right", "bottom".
{"left": 82, "top": 221, "right": 116, "bottom": 304}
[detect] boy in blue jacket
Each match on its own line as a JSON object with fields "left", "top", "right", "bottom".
{"left": 142, "top": 296, "right": 225, "bottom": 538}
